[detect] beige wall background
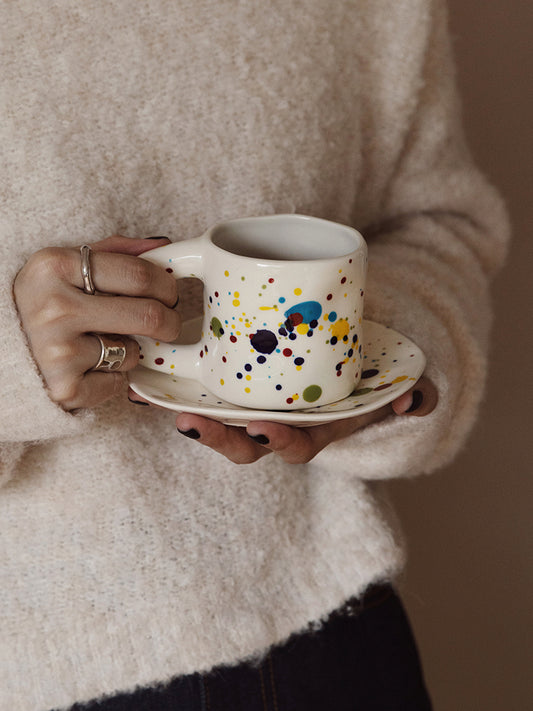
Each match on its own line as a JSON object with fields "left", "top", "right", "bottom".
{"left": 387, "top": 1, "right": 533, "bottom": 709}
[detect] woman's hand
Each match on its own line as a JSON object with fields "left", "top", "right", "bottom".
{"left": 13, "top": 235, "right": 180, "bottom": 411}
{"left": 129, "top": 375, "right": 438, "bottom": 464}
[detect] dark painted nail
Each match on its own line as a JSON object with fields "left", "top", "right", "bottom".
{"left": 147, "top": 235, "right": 169, "bottom": 240}
{"left": 171, "top": 295, "right": 180, "bottom": 309}
{"left": 128, "top": 396, "right": 150, "bottom": 406}
{"left": 177, "top": 427, "right": 201, "bottom": 440}
{"left": 406, "top": 389, "right": 423, "bottom": 413}
{"left": 248, "top": 433, "right": 270, "bottom": 445}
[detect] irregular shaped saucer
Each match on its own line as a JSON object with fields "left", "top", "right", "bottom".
{"left": 128, "top": 320, "right": 426, "bottom": 427}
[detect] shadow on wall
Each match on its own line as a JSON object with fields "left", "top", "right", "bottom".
{"left": 387, "top": 1, "right": 533, "bottom": 710}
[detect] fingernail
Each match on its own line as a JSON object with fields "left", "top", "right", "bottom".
{"left": 248, "top": 433, "right": 270, "bottom": 445}
{"left": 147, "top": 235, "right": 169, "bottom": 240}
{"left": 128, "top": 396, "right": 150, "bottom": 406}
{"left": 177, "top": 427, "right": 201, "bottom": 440}
{"left": 171, "top": 295, "right": 180, "bottom": 309}
{"left": 406, "top": 390, "right": 423, "bottom": 413}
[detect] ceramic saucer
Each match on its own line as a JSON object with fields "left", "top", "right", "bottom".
{"left": 128, "top": 320, "right": 426, "bottom": 427}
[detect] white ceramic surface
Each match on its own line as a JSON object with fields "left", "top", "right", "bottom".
{"left": 135, "top": 215, "right": 367, "bottom": 410}
{"left": 129, "top": 320, "right": 426, "bottom": 427}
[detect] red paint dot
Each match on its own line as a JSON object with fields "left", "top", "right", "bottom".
{"left": 336, "top": 370, "right": 342, "bottom": 377}
{"left": 268, "top": 278, "right": 274, "bottom": 283}
{"left": 288, "top": 313, "right": 303, "bottom": 327}
{"left": 283, "top": 348, "right": 293, "bottom": 357}
{"left": 200, "top": 350, "right": 204, "bottom": 358}
{"left": 222, "top": 356, "right": 227, "bottom": 363}
{"left": 327, "top": 293, "right": 333, "bottom": 300}
{"left": 166, "top": 267, "right": 174, "bottom": 273}
{"left": 155, "top": 357, "right": 164, "bottom": 365}
{"left": 230, "top": 335, "right": 237, "bottom": 343}
{"left": 215, "top": 291, "right": 219, "bottom": 297}
{"left": 286, "top": 397, "right": 294, "bottom": 404}
{"left": 341, "top": 276, "right": 347, "bottom": 284}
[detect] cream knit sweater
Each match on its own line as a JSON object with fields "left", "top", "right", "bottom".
{"left": 0, "top": 1, "right": 509, "bottom": 709}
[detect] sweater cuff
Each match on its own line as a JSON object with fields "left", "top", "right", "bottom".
{"left": 0, "top": 270, "right": 93, "bottom": 444}
{"left": 310, "top": 223, "right": 493, "bottom": 480}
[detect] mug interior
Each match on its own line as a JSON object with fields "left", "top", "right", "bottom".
{"left": 211, "top": 215, "right": 362, "bottom": 261}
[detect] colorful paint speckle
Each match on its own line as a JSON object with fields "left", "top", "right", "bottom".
{"left": 130, "top": 320, "right": 426, "bottom": 424}
{"left": 137, "top": 246, "right": 368, "bottom": 410}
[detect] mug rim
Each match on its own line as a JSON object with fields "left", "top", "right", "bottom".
{"left": 207, "top": 214, "right": 366, "bottom": 264}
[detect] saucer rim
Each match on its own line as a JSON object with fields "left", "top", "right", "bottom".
{"left": 128, "top": 320, "right": 426, "bottom": 427}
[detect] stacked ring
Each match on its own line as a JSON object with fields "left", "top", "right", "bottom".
{"left": 92, "top": 334, "right": 127, "bottom": 371}
{"left": 80, "top": 245, "right": 95, "bottom": 295}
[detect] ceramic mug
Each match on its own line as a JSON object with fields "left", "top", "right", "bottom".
{"left": 135, "top": 214, "right": 367, "bottom": 410}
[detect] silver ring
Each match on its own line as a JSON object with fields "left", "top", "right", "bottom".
{"left": 80, "top": 244, "right": 95, "bottom": 295}
{"left": 92, "top": 334, "right": 127, "bottom": 371}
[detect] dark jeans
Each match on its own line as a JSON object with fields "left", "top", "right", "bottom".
{"left": 71, "top": 585, "right": 432, "bottom": 711}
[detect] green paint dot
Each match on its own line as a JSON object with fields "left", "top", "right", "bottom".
{"left": 211, "top": 317, "right": 224, "bottom": 338}
{"left": 352, "top": 387, "right": 373, "bottom": 396}
{"left": 303, "top": 384, "right": 322, "bottom": 403}
{"left": 241, "top": 276, "right": 246, "bottom": 281}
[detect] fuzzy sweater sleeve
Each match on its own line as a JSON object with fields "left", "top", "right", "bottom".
{"left": 310, "top": 0, "right": 510, "bottom": 480}
{"left": 0, "top": 241, "right": 93, "bottom": 486}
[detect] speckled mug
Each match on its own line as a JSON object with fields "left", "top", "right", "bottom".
{"left": 135, "top": 215, "right": 367, "bottom": 410}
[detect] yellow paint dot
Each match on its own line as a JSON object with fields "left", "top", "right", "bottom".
{"left": 155, "top": 341, "right": 160, "bottom": 346}
{"left": 245, "top": 387, "right": 251, "bottom": 393}
{"left": 233, "top": 299, "right": 240, "bottom": 307}
{"left": 170, "top": 364, "right": 175, "bottom": 369}
{"left": 330, "top": 318, "right": 350, "bottom": 340}
{"left": 296, "top": 366, "right": 302, "bottom": 371}
{"left": 293, "top": 393, "right": 299, "bottom": 400}
{"left": 224, "top": 270, "right": 229, "bottom": 277}
{"left": 220, "top": 379, "right": 224, "bottom": 385}
{"left": 294, "top": 288, "right": 302, "bottom": 296}
{"left": 234, "top": 291, "right": 240, "bottom": 298}
{"left": 296, "top": 323, "right": 309, "bottom": 335}
{"left": 392, "top": 375, "right": 408, "bottom": 384}
{"left": 245, "top": 375, "right": 252, "bottom": 381}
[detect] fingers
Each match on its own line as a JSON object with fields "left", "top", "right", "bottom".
{"left": 49, "top": 241, "right": 179, "bottom": 308}
{"left": 172, "top": 376, "right": 439, "bottom": 466}
{"left": 246, "top": 404, "right": 392, "bottom": 464}
{"left": 173, "top": 403, "right": 392, "bottom": 466}
{"left": 175, "top": 414, "right": 270, "bottom": 465}
{"left": 52, "top": 371, "right": 125, "bottom": 411}
{"left": 13, "top": 235, "right": 182, "bottom": 411}
{"left": 391, "top": 376, "right": 438, "bottom": 417}
{"left": 90, "top": 234, "right": 171, "bottom": 257}
{"left": 78, "top": 292, "right": 181, "bottom": 342}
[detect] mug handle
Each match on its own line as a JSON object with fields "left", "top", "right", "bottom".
{"left": 133, "top": 236, "right": 207, "bottom": 378}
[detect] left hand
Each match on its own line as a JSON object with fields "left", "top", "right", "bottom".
{"left": 129, "top": 375, "right": 438, "bottom": 465}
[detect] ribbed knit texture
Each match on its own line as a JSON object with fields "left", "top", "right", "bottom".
{"left": 0, "top": 1, "right": 509, "bottom": 709}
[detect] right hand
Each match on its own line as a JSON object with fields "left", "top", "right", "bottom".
{"left": 13, "top": 235, "right": 181, "bottom": 410}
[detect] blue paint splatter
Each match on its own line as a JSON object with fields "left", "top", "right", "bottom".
{"left": 284, "top": 301, "right": 322, "bottom": 325}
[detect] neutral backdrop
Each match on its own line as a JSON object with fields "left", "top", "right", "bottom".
{"left": 387, "top": 1, "right": 532, "bottom": 709}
